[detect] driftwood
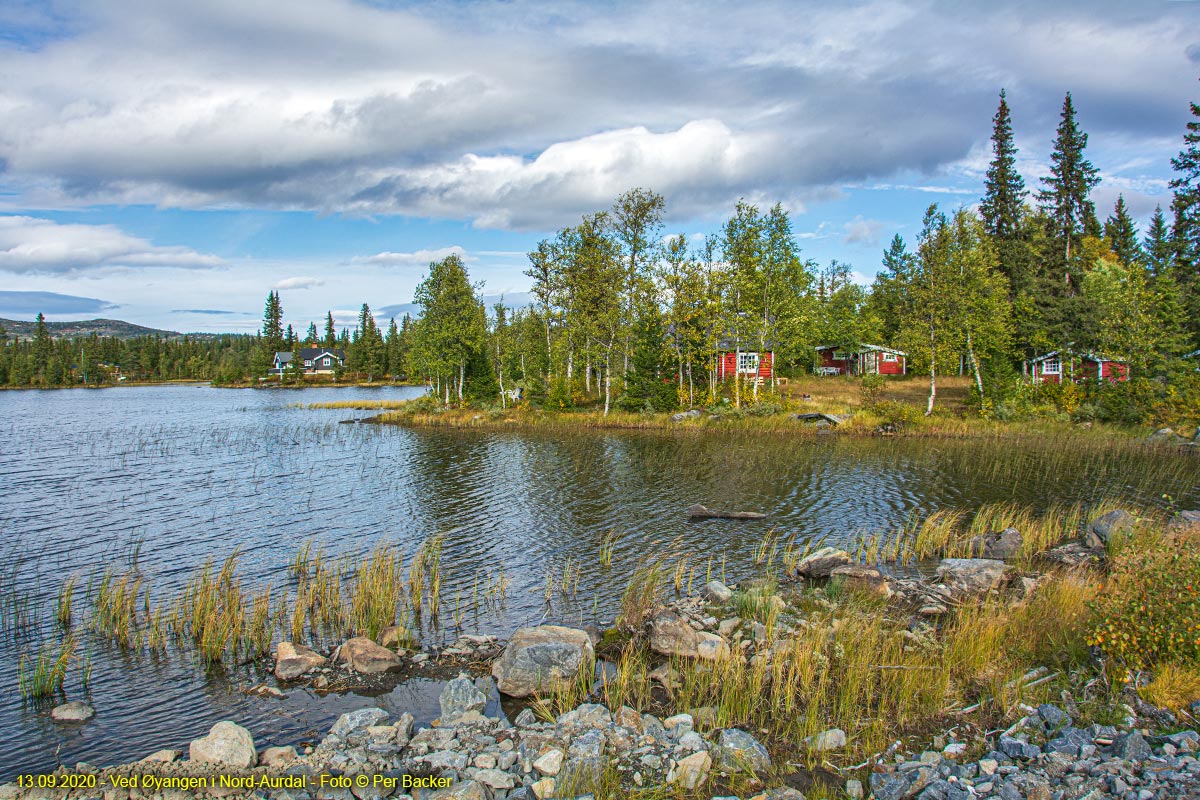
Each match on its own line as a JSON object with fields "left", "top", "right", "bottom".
{"left": 687, "top": 503, "right": 767, "bottom": 521}
{"left": 793, "top": 412, "right": 851, "bottom": 425}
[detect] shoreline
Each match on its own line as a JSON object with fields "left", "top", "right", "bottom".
{"left": 9, "top": 506, "right": 1200, "bottom": 799}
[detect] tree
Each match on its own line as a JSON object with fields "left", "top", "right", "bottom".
{"left": 868, "top": 235, "right": 915, "bottom": 345}
{"left": 1169, "top": 94, "right": 1200, "bottom": 344}
{"left": 611, "top": 188, "right": 665, "bottom": 375}
{"left": 1037, "top": 92, "right": 1100, "bottom": 285}
{"left": 1144, "top": 206, "right": 1174, "bottom": 277}
{"left": 323, "top": 312, "right": 336, "bottom": 349}
{"left": 901, "top": 205, "right": 956, "bottom": 415}
{"left": 413, "top": 254, "right": 486, "bottom": 403}
{"left": 1104, "top": 196, "right": 1143, "bottom": 268}
{"left": 981, "top": 90, "right": 1027, "bottom": 240}
{"left": 349, "top": 304, "right": 384, "bottom": 381}
{"left": 32, "top": 312, "right": 52, "bottom": 384}
{"left": 253, "top": 291, "right": 285, "bottom": 377}
{"left": 1081, "top": 256, "right": 1158, "bottom": 376}
{"left": 305, "top": 322, "right": 318, "bottom": 346}
{"left": 620, "top": 298, "right": 676, "bottom": 412}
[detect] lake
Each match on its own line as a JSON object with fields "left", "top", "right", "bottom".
{"left": 2, "top": 384, "right": 1197, "bottom": 778}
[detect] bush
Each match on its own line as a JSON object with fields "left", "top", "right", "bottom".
{"left": 859, "top": 374, "right": 886, "bottom": 405}
{"left": 1087, "top": 527, "right": 1200, "bottom": 669}
{"left": 872, "top": 400, "right": 918, "bottom": 429}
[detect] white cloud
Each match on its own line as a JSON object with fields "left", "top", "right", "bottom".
{"left": 271, "top": 276, "right": 324, "bottom": 290}
{"left": 357, "top": 246, "right": 470, "bottom": 267}
{"left": 0, "top": 216, "right": 223, "bottom": 274}
{"left": 843, "top": 216, "right": 886, "bottom": 246}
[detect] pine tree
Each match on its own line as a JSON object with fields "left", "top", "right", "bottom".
{"left": 981, "top": 90, "right": 1027, "bottom": 240}
{"left": 1144, "top": 206, "right": 1174, "bottom": 277}
{"left": 323, "top": 312, "right": 336, "bottom": 349}
{"left": 32, "top": 312, "right": 52, "bottom": 384}
{"left": 620, "top": 300, "right": 677, "bottom": 412}
{"left": 1037, "top": 92, "right": 1100, "bottom": 285}
{"left": 305, "top": 322, "right": 318, "bottom": 346}
{"left": 869, "top": 235, "right": 915, "bottom": 344}
{"left": 262, "top": 292, "right": 284, "bottom": 351}
{"left": 1169, "top": 97, "right": 1200, "bottom": 273}
{"left": 1104, "top": 196, "right": 1143, "bottom": 268}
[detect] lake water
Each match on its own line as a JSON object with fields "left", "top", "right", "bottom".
{"left": 2, "top": 384, "right": 1197, "bottom": 779}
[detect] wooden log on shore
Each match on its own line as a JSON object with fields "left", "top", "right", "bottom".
{"left": 687, "top": 503, "right": 767, "bottom": 520}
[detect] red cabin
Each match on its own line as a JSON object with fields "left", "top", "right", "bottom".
{"left": 716, "top": 350, "right": 774, "bottom": 382}
{"left": 1026, "top": 350, "right": 1128, "bottom": 384}
{"left": 814, "top": 344, "right": 906, "bottom": 376}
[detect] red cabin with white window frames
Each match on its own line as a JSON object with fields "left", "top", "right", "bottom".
{"left": 1025, "top": 350, "right": 1129, "bottom": 384}
{"left": 814, "top": 344, "right": 906, "bottom": 376}
{"left": 716, "top": 350, "right": 774, "bottom": 382}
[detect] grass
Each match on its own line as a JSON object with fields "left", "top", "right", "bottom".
{"left": 18, "top": 634, "right": 77, "bottom": 699}
{"left": 1139, "top": 663, "right": 1200, "bottom": 711}
{"left": 616, "top": 557, "right": 672, "bottom": 633}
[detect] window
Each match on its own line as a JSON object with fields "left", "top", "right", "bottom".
{"left": 882, "top": 353, "right": 898, "bottom": 363}
{"left": 304, "top": 360, "right": 313, "bottom": 367}
{"left": 738, "top": 352, "right": 760, "bottom": 373}
{"left": 1042, "top": 357, "right": 1061, "bottom": 375}
{"left": 323, "top": 357, "right": 331, "bottom": 366}
{"left": 832, "top": 351, "right": 847, "bottom": 360}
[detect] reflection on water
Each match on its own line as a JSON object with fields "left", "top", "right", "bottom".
{"left": 2, "top": 384, "right": 1197, "bottom": 778}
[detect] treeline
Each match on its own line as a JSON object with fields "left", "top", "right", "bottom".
{"left": 0, "top": 314, "right": 257, "bottom": 387}
{"left": 360, "top": 90, "right": 1200, "bottom": 415}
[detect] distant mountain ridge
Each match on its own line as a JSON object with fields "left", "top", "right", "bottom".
{"left": 0, "top": 318, "right": 227, "bottom": 341}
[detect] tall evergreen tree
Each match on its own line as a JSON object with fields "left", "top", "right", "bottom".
{"left": 1144, "top": 205, "right": 1174, "bottom": 277}
{"left": 1037, "top": 92, "right": 1101, "bottom": 283}
{"left": 305, "top": 322, "right": 318, "bottom": 346}
{"left": 323, "top": 312, "right": 336, "bottom": 349}
{"left": 1104, "top": 195, "right": 1143, "bottom": 267}
{"left": 1169, "top": 95, "right": 1200, "bottom": 343}
{"left": 981, "top": 90, "right": 1027, "bottom": 240}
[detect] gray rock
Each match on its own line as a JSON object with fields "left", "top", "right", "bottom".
{"left": 1111, "top": 730, "right": 1152, "bottom": 761}
{"left": 870, "top": 770, "right": 912, "bottom": 800}
{"left": 671, "top": 409, "right": 702, "bottom": 422}
{"left": 830, "top": 564, "right": 892, "bottom": 597}
{"left": 339, "top": 637, "right": 402, "bottom": 673}
{"left": 967, "top": 527, "right": 1023, "bottom": 560}
{"left": 648, "top": 612, "right": 729, "bottom": 660}
{"left": 1084, "top": 509, "right": 1137, "bottom": 549}
{"left": 1038, "top": 703, "right": 1071, "bottom": 730}
{"left": 50, "top": 701, "right": 94, "bottom": 723}
{"left": 491, "top": 625, "right": 595, "bottom": 698}
{"left": 189, "top": 721, "right": 257, "bottom": 768}
{"left": 330, "top": 708, "right": 390, "bottom": 738}
{"left": 514, "top": 708, "right": 538, "bottom": 727}
{"left": 717, "top": 728, "right": 772, "bottom": 772}
{"left": 700, "top": 580, "right": 733, "bottom": 603}
{"left": 568, "top": 729, "right": 605, "bottom": 759}
{"left": 274, "top": 641, "right": 328, "bottom": 680}
{"left": 998, "top": 735, "right": 1040, "bottom": 760}
{"left": 935, "top": 558, "right": 1007, "bottom": 595}
{"left": 670, "top": 750, "right": 711, "bottom": 790}
{"left": 792, "top": 546, "right": 852, "bottom": 578}
{"left": 804, "top": 727, "right": 847, "bottom": 752}
{"left": 440, "top": 673, "right": 487, "bottom": 722}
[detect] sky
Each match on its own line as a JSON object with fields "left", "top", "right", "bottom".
{"left": 0, "top": 0, "right": 1197, "bottom": 334}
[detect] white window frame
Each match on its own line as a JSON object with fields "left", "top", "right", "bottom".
{"left": 737, "top": 352, "right": 760, "bottom": 374}
{"left": 1042, "top": 357, "right": 1061, "bottom": 375}
{"left": 304, "top": 359, "right": 313, "bottom": 367}
{"left": 322, "top": 357, "right": 331, "bottom": 366}
{"left": 832, "top": 351, "right": 847, "bottom": 360}
{"left": 882, "top": 352, "right": 898, "bottom": 363}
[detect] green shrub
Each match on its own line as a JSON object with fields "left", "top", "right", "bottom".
{"left": 1088, "top": 527, "right": 1200, "bottom": 668}
{"left": 859, "top": 374, "right": 886, "bottom": 405}
{"left": 872, "top": 400, "right": 918, "bottom": 429}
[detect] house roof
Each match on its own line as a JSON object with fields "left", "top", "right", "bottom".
{"left": 814, "top": 343, "right": 906, "bottom": 357}
{"left": 274, "top": 348, "right": 345, "bottom": 363}
{"left": 1184, "top": 349, "right": 1200, "bottom": 359}
{"left": 1028, "top": 349, "right": 1125, "bottom": 364}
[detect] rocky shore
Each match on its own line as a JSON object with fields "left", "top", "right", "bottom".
{"left": 8, "top": 508, "right": 1200, "bottom": 800}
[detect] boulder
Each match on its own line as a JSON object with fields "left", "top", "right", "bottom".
{"left": 491, "top": 625, "right": 594, "bottom": 698}
{"left": 829, "top": 564, "right": 892, "bottom": 598}
{"left": 671, "top": 750, "right": 712, "bottom": 790}
{"left": 1042, "top": 541, "right": 1104, "bottom": 568}
{"left": 791, "top": 546, "right": 852, "bottom": 578}
{"left": 50, "top": 701, "right": 94, "bottom": 723}
{"left": 330, "top": 707, "right": 390, "bottom": 737}
{"left": 439, "top": 672, "right": 487, "bottom": 722}
{"left": 274, "top": 641, "right": 327, "bottom": 680}
{"left": 379, "top": 625, "right": 413, "bottom": 650}
{"left": 671, "top": 409, "right": 702, "bottom": 422}
{"left": 805, "top": 727, "right": 847, "bottom": 752}
{"left": 966, "top": 527, "right": 1023, "bottom": 560}
{"left": 935, "top": 558, "right": 1007, "bottom": 595}
{"left": 533, "top": 749, "right": 565, "bottom": 776}
{"left": 1084, "top": 509, "right": 1137, "bottom": 549}
{"left": 188, "top": 721, "right": 257, "bottom": 768}
{"left": 259, "top": 745, "right": 297, "bottom": 767}
{"left": 1149, "top": 427, "right": 1188, "bottom": 445}
{"left": 427, "top": 781, "right": 488, "bottom": 800}
{"left": 648, "top": 612, "right": 730, "bottom": 660}
{"left": 339, "top": 636, "right": 402, "bottom": 673}
{"left": 700, "top": 580, "right": 733, "bottom": 603}
{"left": 717, "top": 728, "right": 772, "bottom": 772}
{"left": 1170, "top": 510, "right": 1200, "bottom": 532}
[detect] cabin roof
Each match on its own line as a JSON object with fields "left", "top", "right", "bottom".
{"left": 814, "top": 343, "right": 906, "bottom": 357}
{"left": 274, "top": 348, "right": 345, "bottom": 363}
{"left": 1028, "top": 349, "right": 1125, "bottom": 364}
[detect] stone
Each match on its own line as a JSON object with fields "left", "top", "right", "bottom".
{"left": 671, "top": 750, "right": 711, "bottom": 790}
{"left": 514, "top": 708, "right": 538, "bottom": 727}
{"left": 530, "top": 778, "right": 555, "bottom": 799}
{"left": 274, "top": 641, "right": 327, "bottom": 680}
{"left": 260, "top": 745, "right": 297, "bottom": 767}
{"left": 1110, "top": 730, "right": 1152, "bottom": 761}
{"left": 188, "top": 721, "right": 257, "bottom": 768}
{"left": 1041, "top": 541, "right": 1104, "bottom": 568}
{"left": 845, "top": 778, "right": 864, "bottom": 799}
{"left": 440, "top": 673, "right": 487, "bottom": 722}
{"left": 649, "top": 612, "right": 730, "bottom": 660}
{"left": 967, "top": 527, "right": 1023, "bottom": 560}
{"left": 1170, "top": 509, "right": 1200, "bottom": 532}
{"left": 491, "top": 625, "right": 594, "bottom": 698}
{"left": 568, "top": 728, "right": 605, "bottom": 758}
{"left": 379, "top": 625, "right": 412, "bottom": 650}
{"left": 870, "top": 770, "right": 912, "bottom": 800}
{"left": 792, "top": 546, "right": 852, "bottom": 578}
{"left": 829, "top": 564, "right": 892, "bottom": 597}
{"left": 330, "top": 707, "right": 390, "bottom": 737}
{"left": 533, "top": 749, "right": 564, "bottom": 776}
{"left": 472, "top": 769, "right": 514, "bottom": 790}
{"left": 671, "top": 409, "right": 702, "bottom": 422}
{"left": 805, "top": 727, "right": 847, "bottom": 751}
{"left": 1084, "top": 509, "right": 1137, "bottom": 549}
{"left": 427, "top": 781, "right": 488, "bottom": 800}
{"left": 614, "top": 706, "right": 643, "bottom": 731}
{"left": 701, "top": 580, "right": 733, "bottom": 603}
{"left": 340, "top": 637, "right": 402, "bottom": 673}
{"left": 649, "top": 662, "right": 680, "bottom": 689}
{"left": 1037, "top": 703, "right": 1071, "bottom": 730}
{"left": 717, "top": 728, "right": 772, "bottom": 772}
{"left": 141, "top": 749, "right": 180, "bottom": 763}
{"left": 50, "top": 701, "right": 94, "bottom": 722}
{"left": 935, "top": 558, "right": 1007, "bottom": 595}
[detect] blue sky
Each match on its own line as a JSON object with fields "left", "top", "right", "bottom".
{"left": 0, "top": 0, "right": 1196, "bottom": 333}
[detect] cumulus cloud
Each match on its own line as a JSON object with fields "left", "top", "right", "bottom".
{"left": 271, "top": 276, "right": 324, "bottom": 290}
{"left": 843, "top": 216, "right": 887, "bottom": 246}
{"left": 357, "top": 246, "right": 470, "bottom": 267}
{"left": 0, "top": 216, "right": 223, "bottom": 274}
{"left": 0, "top": 0, "right": 1189, "bottom": 229}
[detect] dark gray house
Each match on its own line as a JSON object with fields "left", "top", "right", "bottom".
{"left": 272, "top": 348, "right": 345, "bottom": 375}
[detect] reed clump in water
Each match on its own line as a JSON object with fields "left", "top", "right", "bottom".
{"left": 92, "top": 568, "right": 144, "bottom": 647}
{"left": 17, "top": 633, "right": 77, "bottom": 699}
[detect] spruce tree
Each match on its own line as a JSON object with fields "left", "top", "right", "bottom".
{"left": 1168, "top": 97, "right": 1200, "bottom": 273}
{"left": 1104, "top": 196, "right": 1143, "bottom": 268}
{"left": 305, "top": 322, "right": 318, "bottom": 346}
{"left": 981, "top": 90, "right": 1026, "bottom": 239}
{"left": 1037, "top": 92, "right": 1100, "bottom": 283}
{"left": 1144, "top": 206, "right": 1174, "bottom": 277}
{"left": 323, "top": 312, "right": 336, "bottom": 349}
